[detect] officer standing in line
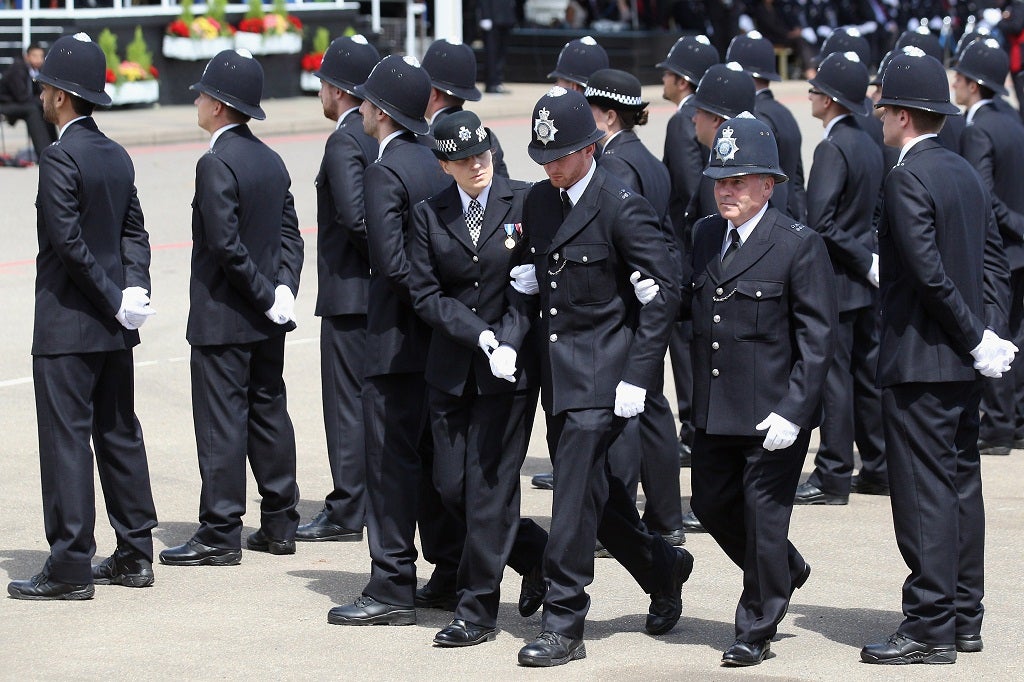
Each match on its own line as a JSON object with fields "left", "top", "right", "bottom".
{"left": 894, "top": 27, "right": 966, "bottom": 151}
{"left": 862, "top": 49, "right": 1015, "bottom": 665}
{"left": 326, "top": 55, "right": 451, "bottom": 626}
{"left": 795, "top": 52, "right": 888, "bottom": 506}
{"left": 814, "top": 27, "right": 886, "bottom": 150}
{"left": 656, "top": 35, "right": 719, "bottom": 465}
{"left": 952, "top": 39, "right": 1024, "bottom": 457}
{"left": 160, "top": 49, "right": 304, "bottom": 567}
{"left": 684, "top": 113, "right": 836, "bottom": 666}
{"left": 514, "top": 87, "right": 693, "bottom": 667}
{"left": 7, "top": 33, "right": 158, "bottom": 600}
{"left": 294, "top": 36, "right": 379, "bottom": 544}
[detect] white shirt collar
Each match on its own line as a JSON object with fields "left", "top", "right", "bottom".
{"left": 563, "top": 158, "right": 597, "bottom": 207}
{"left": 336, "top": 106, "right": 360, "bottom": 129}
{"left": 376, "top": 129, "right": 404, "bottom": 160}
{"left": 429, "top": 106, "right": 458, "bottom": 126}
{"left": 209, "top": 123, "right": 241, "bottom": 149}
{"left": 965, "top": 99, "right": 992, "bottom": 125}
{"left": 603, "top": 129, "right": 625, "bottom": 148}
{"left": 723, "top": 200, "right": 770, "bottom": 256}
{"left": 457, "top": 182, "right": 492, "bottom": 214}
{"left": 896, "top": 133, "right": 939, "bottom": 165}
{"left": 678, "top": 93, "right": 693, "bottom": 111}
{"left": 823, "top": 113, "right": 851, "bottom": 139}
{"left": 58, "top": 116, "right": 88, "bottom": 139}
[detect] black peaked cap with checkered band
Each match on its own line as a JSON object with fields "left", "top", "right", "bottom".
{"left": 432, "top": 110, "right": 494, "bottom": 161}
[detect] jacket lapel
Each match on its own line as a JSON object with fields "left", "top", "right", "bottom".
{"left": 549, "top": 165, "right": 603, "bottom": 252}
{"left": 478, "top": 175, "right": 513, "bottom": 250}
{"left": 720, "top": 208, "right": 778, "bottom": 282}
{"left": 436, "top": 182, "right": 478, "bottom": 254}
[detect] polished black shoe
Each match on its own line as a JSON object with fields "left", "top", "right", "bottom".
{"left": 415, "top": 583, "right": 457, "bottom": 611}
{"left": 518, "top": 631, "right": 586, "bottom": 667}
{"left": 327, "top": 596, "right": 415, "bottom": 626}
{"left": 518, "top": 564, "right": 546, "bottom": 617}
{"left": 92, "top": 549, "right": 154, "bottom": 587}
{"left": 531, "top": 472, "right": 554, "bottom": 490}
{"left": 646, "top": 547, "right": 694, "bottom": 635}
{"left": 295, "top": 507, "right": 362, "bottom": 542}
{"left": 680, "top": 511, "right": 706, "bottom": 533}
{"left": 792, "top": 562, "right": 811, "bottom": 594}
{"left": 594, "top": 540, "right": 611, "bottom": 559}
{"left": 860, "top": 632, "right": 956, "bottom": 664}
{"left": 956, "top": 634, "right": 983, "bottom": 653}
{"left": 8, "top": 567, "right": 94, "bottom": 601}
{"left": 793, "top": 481, "right": 848, "bottom": 505}
{"left": 433, "top": 619, "right": 497, "bottom": 647}
{"left": 978, "top": 439, "right": 1012, "bottom": 456}
{"left": 722, "top": 639, "right": 771, "bottom": 666}
{"left": 678, "top": 439, "right": 692, "bottom": 467}
{"left": 159, "top": 538, "right": 241, "bottom": 566}
{"left": 246, "top": 529, "right": 296, "bottom": 555}
{"left": 660, "top": 528, "right": 686, "bottom": 546}
{"left": 851, "top": 474, "right": 890, "bottom": 496}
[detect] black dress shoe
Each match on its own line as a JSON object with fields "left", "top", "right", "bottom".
{"left": 851, "top": 474, "right": 890, "bottom": 496}
{"left": 978, "top": 439, "right": 1012, "bottom": 456}
{"left": 246, "top": 529, "right": 296, "bottom": 555}
{"left": 793, "top": 481, "right": 848, "bottom": 505}
{"left": 594, "top": 540, "right": 611, "bottom": 559}
{"left": 92, "top": 549, "right": 154, "bottom": 587}
{"left": 722, "top": 639, "right": 771, "bottom": 666}
{"left": 660, "top": 528, "right": 686, "bottom": 546}
{"left": 433, "top": 619, "right": 497, "bottom": 647}
{"left": 518, "top": 631, "right": 586, "bottom": 667}
{"left": 8, "top": 566, "right": 94, "bottom": 601}
{"left": 159, "top": 538, "right": 241, "bottom": 566}
{"left": 956, "top": 634, "right": 983, "bottom": 653}
{"left": 295, "top": 507, "right": 362, "bottom": 542}
{"left": 485, "top": 85, "right": 511, "bottom": 94}
{"left": 680, "top": 510, "right": 706, "bottom": 532}
{"left": 678, "top": 440, "right": 692, "bottom": 467}
{"left": 327, "top": 595, "right": 416, "bottom": 626}
{"left": 646, "top": 547, "right": 694, "bottom": 635}
{"left": 860, "top": 632, "right": 956, "bottom": 664}
{"left": 531, "top": 472, "right": 554, "bottom": 490}
{"left": 415, "top": 583, "right": 457, "bottom": 611}
{"left": 518, "top": 564, "right": 546, "bottom": 617}
{"left": 792, "top": 562, "right": 811, "bottom": 593}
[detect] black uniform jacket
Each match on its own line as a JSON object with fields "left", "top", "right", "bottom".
{"left": 33, "top": 117, "right": 149, "bottom": 355}
{"left": 664, "top": 98, "right": 708, "bottom": 245}
{"left": 755, "top": 89, "right": 807, "bottom": 222}
{"left": 187, "top": 125, "right": 303, "bottom": 347}
{"left": 684, "top": 208, "right": 837, "bottom": 435}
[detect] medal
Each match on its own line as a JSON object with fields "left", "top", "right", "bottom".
{"left": 503, "top": 223, "right": 519, "bottom": 250}
{"left": 505, "top": 236, "right": 516, "bottom": 249}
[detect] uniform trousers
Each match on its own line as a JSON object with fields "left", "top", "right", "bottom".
{"left": 542, "top": 408, "right": 676, "bottom": 639}
{"left": 319, "top": 314, "right": 366, "bottom": 531}
{"left": 428, "top": 376, "right": 547, "bottom": 627}
{"left": 980, "top": 268, "right": 1024, "bottom": 444}
{"left": 190, "top": 336, "right": 299, "bottom": 549}
{"left": 0, "top": 101, "right": 57, "bottom": 156}
{"left": 668, "top": 320, "right": 695, "bottom": 445}
{"left": 690, "top": 429, "right": 810, "bottom": 642}
{"left": 33, "top": 350, "right": 157, "bottom": 584}
{"left": 883, "top": 381, "right": 984, "bottom": 643}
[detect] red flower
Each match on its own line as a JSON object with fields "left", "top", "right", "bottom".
{"left": 167, "top": 19, "right": 190, "bottom": 38}
{"left": 301, "top": 53, "right": 323, "bottom": 72}
{"left": 149, "top": 65, "right": 160, "bottom": 79}
{"left": 238, "top": 17, "right": 264, "bottom": 34}
{"left": 288, "top": 16, "right": 303, "bottom": 31}
{"left": 105, "top": 68, "right": 116, "bottom": 84}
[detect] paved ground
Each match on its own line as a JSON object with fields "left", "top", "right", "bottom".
{"left": 0, "top": 78, "right": 1021, "bottom": 681}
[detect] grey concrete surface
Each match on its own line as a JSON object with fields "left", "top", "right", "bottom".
{"left": 0, "top": 79, "right": 1021, "bottom": 680}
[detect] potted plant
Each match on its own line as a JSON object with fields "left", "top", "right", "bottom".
{"left": 300, "top": 27, "right": 331, "bottom": 92}
{"left": 164, "top": 0, "right": 235, "bottom": 61}
{"left": 102, "top": 27, "right": 160, "bottom": 106}
{"left": 234, "top": 0, "right": 303, "bottom": 56}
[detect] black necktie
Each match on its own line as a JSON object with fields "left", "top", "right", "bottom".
{"left": 722, "top": 228, "right": 741, "bottom": 267}
{"left": 561, "top": 191, "right": 573, "bottom": 220}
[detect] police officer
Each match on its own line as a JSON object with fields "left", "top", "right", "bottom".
{"left": 514, "top": 87, "right": 693, "bottom": 667}
{"left": 816, "top": 28, "right": 885, "bottom": 150}
{"left": 160, "top": 49, "right": 304, "bottom": 567}
{"left": 862, "top": 49, "right": 1015, "bottom": 665}
{"left": 796, "top": 52, "right": 888, "bottom": 506}
{"left": 684, "top": 113, "right": 836, "bottom": 666}
{"left": 895, "top": 28, "right": 966, "bottom": 151}
{"left": 952, "top": 39, "right": 1024, "bottom": 457}
{"left": 548, "top": 36, "right": 609, "bottom": 92}
{"left": 7, "top": 33, "right": 158, "bottom": 600}
{"left": 295, "top": 36, "right": 379, "bottom": 544}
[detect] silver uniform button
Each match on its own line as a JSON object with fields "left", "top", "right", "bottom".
{"left": 530, "top": 247, "right": 536, "bottom": 253}
{"left": 473, "top": 281, "right": 479, "bottom": 288}
{"left": 756, "top": 290, "right": 762, "bottom": 298}
{"left": 713, "top": 314, "right": 721, "bottom": 323}
{"left": 549, "top": 308, "right": 557, "bottom": 316}
{"left": 582, "top": 255, "right": 588, "bottom": 263}
{"left": 551, "top": 281, "right": 557, "bottom": 289}
{"left": 715, "top": 287, "right": 724, "bottom": 296}
{"left": 712, "top": 368, "right": 720, "bottom": 377}
{"left": 471, "top": 308, "right": 476, "bottom": 313}
{"left": 553, "top": 253, "right": 560, "bottom": 261}
{"left": 711, "top": 341, "right": 720, "bottom": 350}
{"left": 472, "top": 255, "right": 479, "bottom": 263}
{"left": 549, "top": 334, "right": 558, "bottom": 342}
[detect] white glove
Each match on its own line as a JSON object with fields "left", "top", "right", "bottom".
{"left": 928, "top": 16, "right": 943, "bottom": 31}
{"left": 801, "top": 27, "right": 818, "bottom": 44}
{"left": 479, "top": 18, "right": 493, "bottom": 31}
{"left": 738, "top": 14, "right": 754, "bottom": 33}
{"left": 265, "top": 284, "right": 296, "bottom": 325}
{"left": 982, "top": 8, "right": 1002, "bottom": 28}
{"left": 857, "top": 21, "right": 878, "bottom": 35}
{"left": 489, "top": 344, "right": 517, "bottom": 382}
{"left": 970, "top": 329, "right": 1018, "bottom": 378}
{"left": 510, "top": 264, "right": 539, "bottom": 295}
{"left": 630, "top": 271, "right": 659, "bottom": 305}
{"left": 867, "top": 253, "right": 880, "bottom": 288}
{"left": 478, "top": 329, "right": 499, "bottom": 354}
{"left": 116, "top": 286, "right": 155, "bottom": 330}
{"left": 755, "top": 412, "right": 800, "bottom": 451}
{"left": 817, "top": 25, "right": 832, "bottom": 39}
{"left": 614, "top": 381, "right": 647, "bottom": 418}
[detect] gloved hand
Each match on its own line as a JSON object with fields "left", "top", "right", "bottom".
{"left": 856, "top": 21, "right": 878, "bottom": 35}
{"left": 489, "top": 344, "right": 517, "bottom": 382}
{"left": 510, "top": 264, "right": 539, "bottom": 295}
{"left": 816, "top": 25, "right": 831, "bottom": 39}
{"left": 867, "top": 253, "right": 880, "bottom": 288}
{"left": 478, "top": 329, "right": 499, "bottom": 354}
{"left": 928, "top": 16, "right": 943, "bottom": 31}
{"left": 981, "top": 8, "right": 1002, "bottom": 28}
{"left": 755, "top": 412, "right": 800, "bottom": 451}
{"left": 479, "top": 18, "right": 493, "bottom": 31}
{"left": 971, "top": 329, "right": 1018, "bottom": 378}
{"left": 801, "top": 27, "right": 818, "bottom": 44}
{"left": 265, "top": 285, "right": 296, "bottom": 325}
{"left": 614, "top": 381, "right": 646, "bottom": 418}
{"left": 630, "top": 271, "right": 659, "bottom": 305}
{"left": 116, "top": 286, "right": 155, "bottom": 330}
{"left": 738, "top": 14, "right": 754, "bottom": 33}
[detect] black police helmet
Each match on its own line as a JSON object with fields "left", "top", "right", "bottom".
{"left": 895, "top": 27, "right": 943, "bottom": 63}
{"left": 818, "top": 27, "right": 871, "bottom": 68}
{"left": 547, "top": 36, "right": 609, "bottom": 87}
{"left": 191, "top": 49, "right": 266, "bottom": 120}
{"left": 870, "top": 50, "right": 893, "bottom": 87}
{"left": 422, "top": 39, "right": 481, "bottom": 102}
{"left": 953, "top": 38, "right": 1009, "bottom": 97}
{"left": 528, "top": 86, "right": 605, "bottom": 165}
{"left": 656, "top": 34, "right": 719, "bottom": 85}
{"left": 726, "top": 31, "right": 780, "bottom": 82}
{"left": 703, "top": 113, "right": 788, "bottom": 183}
{"left": 585, "top": 68, "right": 647, "bottom": 112}
{"left": 314, "top": 35, "right": 381, "bottom": 96}
{"left": 35, "top": 33, "right": 111, "bottom": 107}
{"left": 353, "top": 54, "right": 432, "bottom": 135}
{"left": 691, "top": 63, "right": 757, "bottom": 119}
{"left": 809, "top": 52, "right": 870, "bottom": 116}
{"left": 431, "top": 109, "right": 493, "bottom": 161}
{"left": 875, "top": 48, "right": 960, "bottom": 116}
{"left": 954, "top": 27, "right": 992, "bottom": 62}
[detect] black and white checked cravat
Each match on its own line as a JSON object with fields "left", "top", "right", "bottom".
{"left": 466, "top": 198, "right": 483, "bottom": 247}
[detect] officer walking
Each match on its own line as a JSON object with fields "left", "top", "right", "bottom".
{"left": 8, "top": 33, "right": 158, "bottom": 600}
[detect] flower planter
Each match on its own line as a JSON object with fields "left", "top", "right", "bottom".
{"left": 300, "top": 70, "right": 320, "bottom": 93}
{"left": 105, "top": 79, "right": 160, "bottom": 106}
{"left": 162, "top": 35, "right": 234, "bottom": 61}
{"left": 233, "top": 31, "right": 302, "bottom": 56}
